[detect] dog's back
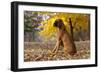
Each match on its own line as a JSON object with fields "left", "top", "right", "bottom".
{"left": 60, "top": 29, "right": 77, "bottom": 55}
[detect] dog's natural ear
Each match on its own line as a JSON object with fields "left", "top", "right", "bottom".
{"left": 58, "top": 19, "right": 64, "bottom": 25}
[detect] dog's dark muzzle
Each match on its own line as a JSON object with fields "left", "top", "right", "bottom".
{"left": 53, "top": 21, "right": 58, "bottom": 27}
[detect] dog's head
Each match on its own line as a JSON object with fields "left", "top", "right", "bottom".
{"left": 53, "top": 19, "right": 64, "bottom": 28}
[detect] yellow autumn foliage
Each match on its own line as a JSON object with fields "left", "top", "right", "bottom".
{"left": 38, "top": 17, "right": 57, "bottom": 39}
{"left": 38, "top": 12, "right": 89, "bottom": 39}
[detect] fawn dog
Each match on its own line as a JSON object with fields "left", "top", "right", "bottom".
{"left": 52, "top": 19, "right": 77, "bottom": 56}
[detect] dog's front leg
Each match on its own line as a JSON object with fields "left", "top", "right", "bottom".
{"left": 54, "top": 41, "right": 60, "bottom": 54}
{"left": 49, "top": 42, "right": 58, "bottom": 58}
{"left": 52, "top": 40, "right": 60, "bottom": 54}
{"left": 52, "top": 42, "right": 57, "bottom": 53}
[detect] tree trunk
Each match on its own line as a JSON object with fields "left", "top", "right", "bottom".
{"left": 69, "top": 18, "right": 74, "bottom": 39}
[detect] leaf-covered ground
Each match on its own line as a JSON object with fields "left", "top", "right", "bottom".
{"left": 24, "top": 41, "right": 90, "bottom": 62}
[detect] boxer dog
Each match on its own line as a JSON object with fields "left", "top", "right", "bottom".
{"left": 52, "top": 19, "right": 77, "bottom": 56}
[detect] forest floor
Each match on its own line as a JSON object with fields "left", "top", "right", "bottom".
{"left": 24, "top": 41, "right": 90, "bottom": 62}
